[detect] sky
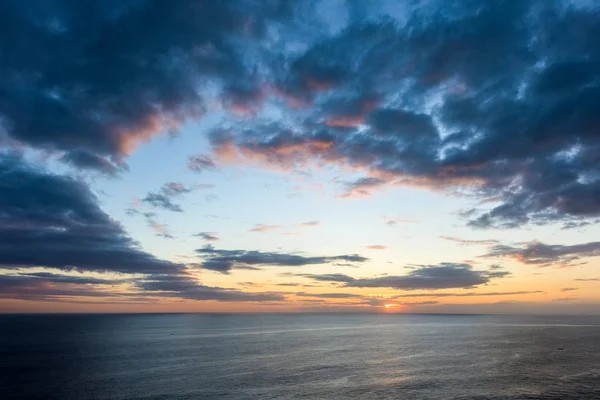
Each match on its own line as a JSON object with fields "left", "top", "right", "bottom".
{"left": 1, "top": 0, "right": 600, "bottom": 314}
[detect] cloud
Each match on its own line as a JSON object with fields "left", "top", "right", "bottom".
{"left": 196, "top": 1, "right": 600, "bottom": 229}
{"left": 127, "top": 209, "right": 174, "bottom": 239}
{"left": 290, "top": 273, "right": 357, "bottom": 283}
{"left": 275, "top": 282, "right": 319, "bottom": 288}
{"left": 194, "top": 232, "right": 219, "bottom": 242}
{"left": 248, "top": 224, "right": 283, "bottom": 233}
{"left": 0, "top": 274, "right": 135, "bottom": 302}
{"left": 60, "top": 150, "right": 125, "bottom": 176}
{"left": 439, "top": 236, "right": 499, "bottom": 246}
{"left": 294, "top": 292, "right": 364, "bottom": 299}
{"left": 298, "top": 221, "right": 320, "bottom": 227}
{"left": 135, "top": 274, "right": 284, "bottom": 302}
{"left": 364, "top": 298, "right": 439, "bottom": 307}
{"left": 14, "top": 272, "right": 127, "bottom": 286}
{"left": 392, "top": 290, "right": 544, "bottom": 298}
{"left": 188, "top": 154, "right": 216, "bottom": 173}
{"left": 365, "top": 245, "right": 387, "bottom": 250}
{"left": 561, "top": 287, "right": 579, "bottom": 292}
{"left": 195, "top": 246, "right": 368, "bottom": 274}
{"left": 341, "top": 177, "right": 387, "bottom": 198}
{"left": 0, "top": 0, "right": 293, "bottom": 164}
{"left": 0, "top": 271, "right": 282, "bottom": 304}
{"left": 2, "top": 1, "right": 600, "bottom": 228}
{"left": 0, "top": 154, "right": 302, "bottom": 304}
{"left": 553, "top": 297, "right": 579, "bottom": 302}
{"left": 482, "top": 241, "right": 600, "bottom": 267}
{"left": 299, "top": 263, "right": 509, "bottom": 290}
{"left": 251, "top": 221, "right": 319, "bottom": 235}
{"left": 575, "top": 278, "right": 600, "bottom": 282}
{"left": 382, "top": 216, "right": 417, "bottom": 226}
{"left": 0, "top": 153, "right": 183, "bottom": 274}
{"left": 147, "top": 218, "right": 173, "bottom": 239}
{"left": 142, "top": 182, "right": 193, "bottom": 212}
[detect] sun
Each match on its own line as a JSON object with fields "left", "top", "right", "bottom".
{"left": 384, "top": 304, "right": 396, "bottom": 309}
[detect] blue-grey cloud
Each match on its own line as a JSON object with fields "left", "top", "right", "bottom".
{"left": 194, "top": 232, "right": 219, "bottom": 242}
{"left": 188, "top": 154, "right": 216, "bottom": 173}
{"left": 142, "top": 182, "right": 192, "bottom": 212}
{"left": 0, "top": 0, "right": 292, "bottom": 161}
{"left": 136, "top": 274, "right": 284, "bottom": 302}
{"left": 2, "top": 0, "right": 599, "bottom": 229}
{"left": 195, "top": 246, "right": 368, "bottom": 274}
{"left": 482, "top": 241, "right": 600, "bottom": 267}
{"left": 60, "top": 150, "right": 125, "bottom": 176}
{"left": 298, "top": 264, "right": 509, "bottom": 290}
{"left": 0, "top": 153, "right": 183, "bottom": 274}
{"left": 392, "top": 290, "right": 544, "bottom": 298}
{"left": 0, "top": 153, "right": 298, "bottom": 303}
{"left": 204, "top": 1, "right": 600, "bottom": 229}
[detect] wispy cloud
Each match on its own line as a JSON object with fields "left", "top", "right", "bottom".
{"left": 127, "top": 209, "right": 174, "bottom": 239}
{"left": 188, "top": 154, "right": 216, "bottom": 173}
{"left": 298, "top": 221, "right": 320, "bottom": 227}
{"left": 194, "top": 232, "right": 220, "bottom": 242}
{"left": 142, "top": 182, "right": 193, "bottom": 212}
{"left": 248, "top": 224, "right": 283, "bottom": 233}
{"left": 439, "top": 236, "right": 499, "bottom": 246}
{"left": 365, "top": 245, "right": 387, "bottom": 250}
{"left": 382, "top": 216, "right": 418, "bottom": 226}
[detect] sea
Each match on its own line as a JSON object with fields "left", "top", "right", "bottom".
{"left": 1, "top": 313, "right": 599, "bottom": 400}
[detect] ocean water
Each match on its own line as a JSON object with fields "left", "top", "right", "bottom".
{"left": 1, "top": 314, "right": 599, "bottom": 400}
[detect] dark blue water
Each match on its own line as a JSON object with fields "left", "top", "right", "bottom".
{"left": 1, "top": 314, "right": 599, "bottom": 399}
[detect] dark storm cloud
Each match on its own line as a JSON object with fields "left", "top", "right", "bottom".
{"left": 0, "top": 0, "right": 293, "bottom": 163}
{"left": 142, "top": 182, "right": 192, "bottom": 212}
{"left": 0, "top": 153, "right": 183, "bottom": 274}
{"left": 195, "top": 246, "right": 368, "bottom": 274}
{"left": 299, "top": 264, "right": 509, "bottom": 290}
{"left": 187, "top": 154, "right": 216, "bottom": 173}
{"left": 482, "top": 241, "right": 600, "bottom": 267}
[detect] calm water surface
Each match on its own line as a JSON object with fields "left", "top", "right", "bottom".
{"left": 1, "top": 314, "right": 599, "bottom": 399}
